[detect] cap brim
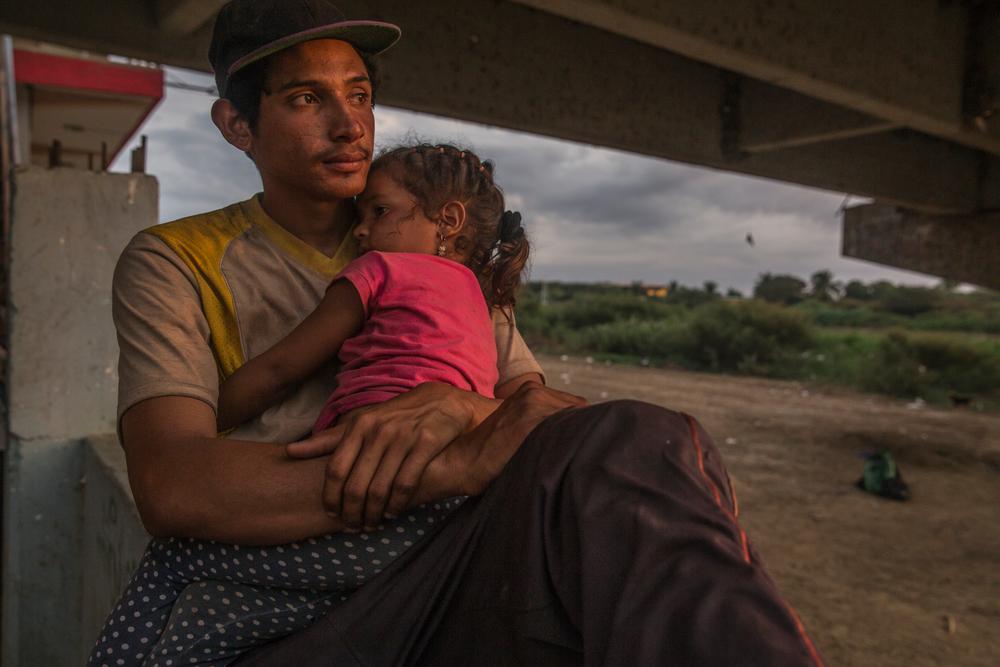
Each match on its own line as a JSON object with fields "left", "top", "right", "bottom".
{"left": 228, "top": 20, "right": 401, "bottom": 77}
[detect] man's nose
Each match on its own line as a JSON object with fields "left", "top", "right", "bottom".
{"left": 326, "top": 99, "right": 365, "bottom": 142}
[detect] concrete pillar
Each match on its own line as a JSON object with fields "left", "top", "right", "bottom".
{"left": 842, "top": 204, "right": 1000, "bottom": 290}
{"left": 2, "top": 166, "right": 157, "bottom": 666}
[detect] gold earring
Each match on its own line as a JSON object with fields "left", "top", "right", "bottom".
{"left": 436, "top": 234, "right": 447, "bottom": 256}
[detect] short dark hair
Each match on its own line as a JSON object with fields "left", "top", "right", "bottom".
{"left": 225, "top": 47, "right": 381, "bottom": 131}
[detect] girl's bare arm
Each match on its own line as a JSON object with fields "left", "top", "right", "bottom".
{"left": 216, "top": 279, "right": 364, "bottom": 431}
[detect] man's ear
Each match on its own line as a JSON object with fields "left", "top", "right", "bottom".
{"left": 211, "top": 98, "right": 254, "bottom": 154}
{"left": 437, "top": 201, "right": 468, "bottom": 239}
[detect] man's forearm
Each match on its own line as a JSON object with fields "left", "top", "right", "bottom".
{"left": 128, "top": 433, "right": 344, "bottom": 545}
{"left": 414, "top": 382, "right": 589, "bottom": 502}
{"left": 123, "top": 396, "right": 345, "bottom": 545}
{"left": 129, "top": 437, "right": 342, "bottom": 544}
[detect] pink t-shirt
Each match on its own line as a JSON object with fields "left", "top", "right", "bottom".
{"left": 313, "top": 251, "right": 498, "bottom": 432}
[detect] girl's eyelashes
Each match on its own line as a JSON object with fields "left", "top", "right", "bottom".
{"left": 358, "top": 204, "right": 388, "bottom": 222}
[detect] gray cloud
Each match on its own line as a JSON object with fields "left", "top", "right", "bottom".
{"left": 114, "top": 69, "right": 936, "bottom": 293}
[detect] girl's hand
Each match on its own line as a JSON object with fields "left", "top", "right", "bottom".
{"left": 286, "top": 383, "right": 498, "bottom": 531}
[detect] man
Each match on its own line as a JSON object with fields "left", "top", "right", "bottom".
{"left": 114, "top": 0, "right": 825, "bottom": 664}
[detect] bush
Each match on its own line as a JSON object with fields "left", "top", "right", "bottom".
{"left": 573, "top": 319, "right": 688, "bottom": 360}
{"left": 754, "top": 273, "right": 807, "bottom": 305}
{"left": 804, "top": 331, "right": 882, "bottom": 386}
{"left": 879, "top": 286, "right": 940, "bottom": 317}
{"left": 861, "top": 331, "right": 1000, "bottom": 397}
{"left": 861, "top": 332, "right": 929, "bottom": 396}
{"left": 667, "top": 284, "right": 719, "bottom": 308}
{"left": 682, "top": 300, "right": 814, "bottom": 373}
{"left": 796, "top": 302, "right": 895, "bottom": 328}
{"left": 516, "top": 283, "right": 1000, "bottom": 410}
{"left": 555, "top": 294, "right": 676, "bottom": 329}
{"left": 843, "top": 280, "right": 874, "bottom": 300}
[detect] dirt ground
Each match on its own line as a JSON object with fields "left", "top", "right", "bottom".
{"left": 536, "top": 354, "right": 1000, "bottom": 667}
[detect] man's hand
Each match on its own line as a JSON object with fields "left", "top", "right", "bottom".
{"left": 286, "top": 383, "right": 498, "bottom": 531}
{"left": 420, "top": 382, "right": 588, "bottom": 499}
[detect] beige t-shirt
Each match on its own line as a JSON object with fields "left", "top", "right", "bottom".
{"left": 113, "top": 196, "right": 542, "bottom": 443}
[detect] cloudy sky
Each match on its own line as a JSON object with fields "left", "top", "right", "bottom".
{"left": 113, "top": 67, "right": 936, "bottom": 295}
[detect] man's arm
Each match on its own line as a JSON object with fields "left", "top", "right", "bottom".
{"left": 495, "top": 372, "right": 544, "bottom": 399}
{"left": 418, "top": 381, "right": 588, "bottom": 499}
{"left": 285, "top": 379, "right": 582, "bottom": 531}
{"left": 114, "top": 234, "right": 353, "bottom": 544}
{"left": 286, "top": 382, "right": 499, "bottom": 531}
{"left": 126, "top": 382, "right": 518, "bottom": 543}
{"left": 122, "top": 396, "right": 343, "bottom": 544}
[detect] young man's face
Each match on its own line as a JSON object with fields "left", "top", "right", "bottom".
{"left": 248, "top": 39, "right": 375, "bottom": 202}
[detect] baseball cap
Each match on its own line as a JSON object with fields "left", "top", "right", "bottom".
{"left": 209, "top": 0, "right": 401, "bottom": 97}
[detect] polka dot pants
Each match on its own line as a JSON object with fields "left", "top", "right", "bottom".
{"left": 87, "top": 497, "right": 465, "bottom": 667}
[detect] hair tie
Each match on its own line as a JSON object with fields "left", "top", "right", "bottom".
{"left": 499, "top": 210, "right": 524, "bottom": 242}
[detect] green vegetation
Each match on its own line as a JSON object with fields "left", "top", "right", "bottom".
{"left": 516, "top": 273, "right": 1000, "bottom": 410}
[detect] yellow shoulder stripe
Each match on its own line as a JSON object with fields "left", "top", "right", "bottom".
{"left": 146, "top": 203, "right": 250, "bottom": 381}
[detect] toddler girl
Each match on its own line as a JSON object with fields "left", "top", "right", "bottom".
{"left": 88, "top": 144, "right": 530, "bottom": 667}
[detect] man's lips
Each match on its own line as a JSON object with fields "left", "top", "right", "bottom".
{"left": 319, "top": 150, "right": 369, "bottom": 173}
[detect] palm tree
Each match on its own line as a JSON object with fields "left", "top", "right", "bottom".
{"left": 810, "top": 270, "right": 842, "bottom": 302}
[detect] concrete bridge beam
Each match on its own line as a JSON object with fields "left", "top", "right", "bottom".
{"left": 739, "top": 79, "right": 902, "bottom": 154}
{"left": 155, "top": 0, "right": 229, "bottom": 35}
{"left": 843, "top": 204, "right": 1000, "bottom": 290}
{"left": 1, "top": 0, "right": 996, "bottom": 213}
{"left": 512, "top": 0, "right": 1000, "bottom": 156}
{"left": 343, "top": 0, "right": 990, "bottom": 214}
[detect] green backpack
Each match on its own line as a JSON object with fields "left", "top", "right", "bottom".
{"left": 856, "top": 451, "right": 910, "bottom": 501}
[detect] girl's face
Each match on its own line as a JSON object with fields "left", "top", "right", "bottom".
{"left": 353, "top": 169, "right": 439, "bottom": 254}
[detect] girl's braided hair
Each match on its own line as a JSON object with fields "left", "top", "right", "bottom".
{"left": 368, "top": 143, "right": 529, "bottom": 310}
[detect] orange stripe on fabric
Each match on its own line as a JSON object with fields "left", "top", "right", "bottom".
{"left": 686, "top": 413, "right": 723, "bottom": 506}
{"left": 728, "top": 476, "right": 740, "bottom": 518}
{"left": 784, "top": 603, "right": 827, "bottom": 667}
{"left": 683, "top": 413, "right": 826, "bottom": 667}
{"left": 684, "top": 413, "right": 748, "bottom": 563}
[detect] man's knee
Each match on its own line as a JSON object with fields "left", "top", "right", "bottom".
{"left": 594, "top": 399, "right": 688, "bottom": 432}
{"left": 536, "top": 400, "right": 737, "bottom": 516}
{"left": 538, "top": 399, "right": 696, "bottom": 469}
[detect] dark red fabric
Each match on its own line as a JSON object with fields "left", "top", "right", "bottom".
{"left": 236, "top": 400, "right": 824, "bottom": 666}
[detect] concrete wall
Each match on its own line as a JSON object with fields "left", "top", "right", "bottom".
{"left": 2, "top": 166, "right": 157, "bottom": 666}
{"left": 81, "top": 436, "right": 150, "bottom": 661}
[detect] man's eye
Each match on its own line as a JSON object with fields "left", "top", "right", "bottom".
{"left": 293, "top": 93, "right": 319, "bottom": 105}
{"left": 351, "top": 91, "right": 370, "bottom": 105}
